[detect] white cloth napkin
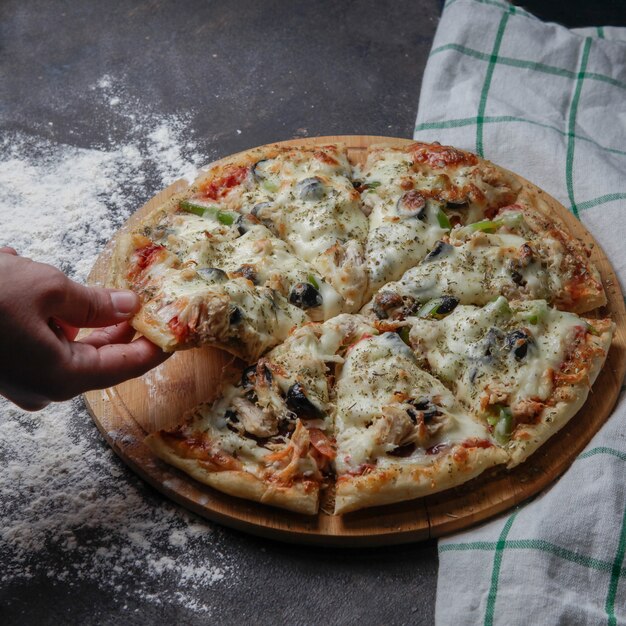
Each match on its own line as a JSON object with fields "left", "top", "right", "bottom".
{"left": 413, "top": 1, "right": 626, "bottom": 623}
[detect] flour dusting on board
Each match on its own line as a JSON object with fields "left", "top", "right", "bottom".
{"left": 0, "top": 75, "right": 234, "bottom": 610}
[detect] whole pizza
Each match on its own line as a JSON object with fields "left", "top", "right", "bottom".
{"left": 111, "top": 141, "right": 614, "bottom": 515}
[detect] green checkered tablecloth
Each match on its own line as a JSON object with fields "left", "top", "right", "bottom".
{"left": 413, "top": 1, "right": 626, "bottom": 624}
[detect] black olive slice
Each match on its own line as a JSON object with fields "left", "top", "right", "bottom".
{"left": 236, "top": 214, "right": 252, "bottom": 236}
{"left": 505, "top": 329, "right": 533, "bottom": 360}
{"left": 229, "top": 307, "right": 243, "bottom": 325}
{"left": 409, "top": 397, "right": 442, "bottom": 422}
{"left": 252, "top": 159, "right": 270, "bottom": 181}
{"left": 289, "top": 282, "right": 323, "bottom": 309}
{"left": 197, "top": 267, "right": 228, "bottom": 283}
{"left": 423, "top": 241, "right": 453, "bottom": 263}
{"left": 241, "top": 365, "right": 257, "bottom": 389}
{"left": 438, "top": 296, "right": 458, "bottom": 314}
{"left": 251, "top": 201, "right": 272, "bottom": 216}
{"left": 286, "top": 383, "right": 323, "bottom": 418}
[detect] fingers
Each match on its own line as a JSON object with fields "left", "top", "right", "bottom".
{"left": 79, "top": 321, "right": 137, "bottom": 349}
{"left": 6, "top": 394, "right": 50, "bottom": 412}
{"left": 53, "top": 279, "right": 140, "bottom": 328}
{"left": 65, "top": 337, "right": 170, "bottom": 393}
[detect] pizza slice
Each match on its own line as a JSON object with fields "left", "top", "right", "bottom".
{"left": 189, "top": 144, "right": 369, "bottom": 310}
{"left": 146, "top": 314, "right": 376, "bottom": 514}
{"left": 357, "top": 142, "right": 521, "bottom": 295}
{"left": 333, "top": 331, "right": 507, "bottom": 514}
{"left": 404, "top": 297, "right": 614, "bottom": 466}
{"left": 365, "top": 204, "right": 606, "bottom": 321}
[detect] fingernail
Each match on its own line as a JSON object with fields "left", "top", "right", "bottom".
{"left": 110, "top": 290, "right": 138, "bottom": 315}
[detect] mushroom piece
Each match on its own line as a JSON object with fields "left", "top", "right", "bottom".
{"left": 197, "top": 267, "right": 228, "bottom": 283}
{"left": 396, "top": 190, "right": 426, "bottom": 219}
{"left": 372, "top": 290, "right": 404, "bottom": 320}
{"left": 372, "top": 406, "right": 418, "bottom": 447}
{"left": 296, "top": 177, "right": 326, "bottom": 201}
{"left": 252, "top": 359, "right": 289, "bottom": 418}
{"left": 231, "top": 397, "right": 278, "bottom": 438}
{"left": 376, "top": 402, "right": 446, "bottom": 452}
{"left": 230, "top": 264, "right": 259, "bottom": 285}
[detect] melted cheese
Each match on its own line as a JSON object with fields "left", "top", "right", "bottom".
{"left": 334, "top": 332, "right": 491, "bottom": 473}
{"left": 190, "top": 148, "right": 369, "bottom": 310}
{"left": 374, "top": 232, "right": 561, "bottom": 308}
{"left": 268, "top": 313, "right": 376, "bottom": 417}
{"left": 407, "top": 297, "right": 585, "bottom": 414}
{"left": 142, "top": 266, "right": 308, "bottom": 360}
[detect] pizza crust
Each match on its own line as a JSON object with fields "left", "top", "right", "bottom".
{"left": 517, "top": 181, "right": 607, "bottom": 312}
{"left": 146, "top": 432, "right": 320, "bottom": 515}
{"left": 334, "top": 444, "right": 507, "bottom": 515}
{"left": 506, "top": 325, "right": 614, "bottom": 467}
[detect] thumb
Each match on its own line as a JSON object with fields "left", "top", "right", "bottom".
{"left": 54, "top": 280, "right": 140, "bottom": 329}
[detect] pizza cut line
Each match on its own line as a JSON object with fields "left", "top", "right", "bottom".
{"left": 112, "top": 141, "right": 615, "bottom": 515}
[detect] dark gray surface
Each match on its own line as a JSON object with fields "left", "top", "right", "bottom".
{"left": 0, "top": 1, "right": 442, "bottom": 624}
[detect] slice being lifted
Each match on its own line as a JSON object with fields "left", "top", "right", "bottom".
{"left": 112, "top": 144, "right": 370, "bottom": 361}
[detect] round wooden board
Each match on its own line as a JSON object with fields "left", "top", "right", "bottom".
{"left": 84, "top": 135, "right": 626, "bottom": 546}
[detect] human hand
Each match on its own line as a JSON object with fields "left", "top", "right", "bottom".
{"left": 0, "top": 248, "right": 170, "bottom": 410}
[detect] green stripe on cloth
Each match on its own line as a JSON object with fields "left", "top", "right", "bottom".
{"left": 572, "top": 193, "right": 626, "bottom": 212}
{"left": 429, "top": 44, "right": 626, "bottom": 92}
{"left": 606, "top": 505, "right": 626, "bottom": 625}
{"left": 484, "top": 512, "right": 517, "bottom": 625}
{"left": 565, "top": 38, "right": 592, "bottom": 219}
{"left": 597, "top": 26, "right": 606, "bottom": 39}
{"left": 476, "top": 9, "right": 512, "bottom": 156}
{"left": 415, "top": 115, "right": 626, "bottom": 159}
{"left": 578, "top": 447, "right": 626, "bottom": 462}
{"left": 431, "top": 43, "right": 577, "bottom": 79}
{"left": 440, "top": 539, "right": 624, "bottom": 574}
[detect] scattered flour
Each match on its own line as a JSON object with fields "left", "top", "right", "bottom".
{"left": 0, "top": 75, "right": 234, "bottom": 610}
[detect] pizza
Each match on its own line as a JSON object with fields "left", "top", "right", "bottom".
{"left": 113, "top": 140, "right": 615, "bottom": 515}
{"left": 111, "top": 144, "right": 368, "bottom": 361}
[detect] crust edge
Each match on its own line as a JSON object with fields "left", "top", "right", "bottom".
{"left": 145, "top": 432, "right": 320, "bottom": 515}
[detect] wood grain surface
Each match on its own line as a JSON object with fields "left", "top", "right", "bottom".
{"left": 83, "top": 135, "right": 626, "bottom": 546}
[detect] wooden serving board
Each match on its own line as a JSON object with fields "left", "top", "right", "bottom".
{"left": 84, "top": 135, "right": 626, "bottom": 546}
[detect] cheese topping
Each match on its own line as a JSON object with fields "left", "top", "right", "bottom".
{"left": 127, "top": 143, "right": 610, "bottom": 513}
{"left": 334, "top": 332, "right": 492, "bottom": 473}
{"left": 407, "top": 297, "right": 586, "bottom": 417}
{"left": 190, "top": 146, "right": 369, "bottom": 309}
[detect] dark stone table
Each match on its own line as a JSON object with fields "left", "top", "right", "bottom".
{"left": 0, "top": 1, "right": 620, "bottom": 624}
